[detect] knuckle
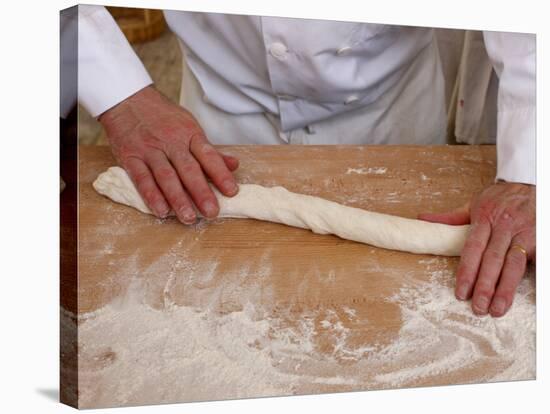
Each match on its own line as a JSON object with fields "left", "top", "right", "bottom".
{"left": 456, "top": 262, "right": 473, "bottom": 278}
{"left": 456, "top": 263, "right": 476, "bottom": 282}
{"left": 179, "top": 160, "right": 201, "bottom": 176}
{"left": 135, "top": 180, "right": 152, "bottom": 195}
{"left": 142, "top": 189, "right": 161, "bottom": 204}
{"left": 155, "top": 166, "right": 177, "bottom": 180}
{"left": 474, "top": 279, "right": 496, "bottom": 297}
{"left": 456, "top": 273, "right": 475, "bottom": 287}
{"left": 189, "top": 130, "right": 206, "bottom": 143}
{"left": 496, "top": 221, "right": 514, "bottom": 234}
{"left": 456, "top": 270, "right": 471, "bottom": 282}
{"left": 172, "top": 148, "right": 192, "bottom": 162}
{"left": 119, "top": 144, "right": 140, "bottom": 160}
{"left": 464, "top": 237, "right": 486, "bottom": 252}
{"left": 198, "top": 142, "right": 217, "bottom": 156}
{"left": 132, "top": 171, "right": 150, "bottom": 185}
{"left": 474, "top": 210, "right": 493, "bottom": 225}
{"left": 506, "top": 251, "right": 525, "bottom": 267}
{"left": 187, "top": 183, "right": 212, "bottom": 203}
{"left": 484, "top": 247, "right": 504, "bottom": 262}
{"left": 164, "top": 189, "right": 181, "bottom": 203}
{"left": 497, "top": 213, "right": 516, "bottom": 230}
{"left": 475, "top": 286, "right": 495, "bottom": 300}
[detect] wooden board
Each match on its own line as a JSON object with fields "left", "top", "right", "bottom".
{"left": 68, "top": 145, "right": 535, "bottom": 408}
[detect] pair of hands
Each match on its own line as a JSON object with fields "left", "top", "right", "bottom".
{"left": 99, "top": 86, "right": 536, "bottom": 317}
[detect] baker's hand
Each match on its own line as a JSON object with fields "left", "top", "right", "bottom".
{"left": 98, "top": 85, "right": 239, "bottom": 224}
{"left": 418, "top": 181, "right": 535, "bottom": 317}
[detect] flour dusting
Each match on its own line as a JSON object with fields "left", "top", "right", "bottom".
{"left": 373, "top": 258, "right": 535, "bottom": 386}
{"left": 346, "top": 167, "right": 387, "bottom": 175}
{"left": 68, "top": 254, "right": 535, "bottom": 407}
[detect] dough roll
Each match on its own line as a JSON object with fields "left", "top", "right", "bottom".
{"left": 93, "top": 166, "right": 470, "bottom": 256}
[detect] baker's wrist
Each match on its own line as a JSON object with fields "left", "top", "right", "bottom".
{"left": 98, "top": 84, "right": 158, "bottom": 125}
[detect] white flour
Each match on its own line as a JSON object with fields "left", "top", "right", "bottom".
{"left": 69, "top": 253, "right": 536, "bottom": 408}
{"left": 374, "top": 258, "right": 535, "bottom": 386}
{"left": 346, "top": 167, "right": 388, "bottom": 175}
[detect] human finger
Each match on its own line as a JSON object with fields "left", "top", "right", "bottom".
{"left": 455, "top": 219, "right": 491, "bottom": 301}
{"left": 417, "top": 202, "right": 470, "bottom": 226}
{"left": 189, "top": 135, "right": 238, "bottom": 197}
{"left": 489, "top": 236, "right": 530, "bottom": 317}
{"left": 471, "top": 225, "right": 513, "bottom": 315}
{"left": 145, "top": 151, "right": 197, "bottom": 224}
{"left": 169, "top": 149, "right": 220, "bottom": 218}
{"left": 124, "top": 157, "right": 170, "bottom": 218}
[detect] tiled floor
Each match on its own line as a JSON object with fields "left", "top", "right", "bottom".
{"left": 78, "top": 29, "right": 183, "bottom": 145}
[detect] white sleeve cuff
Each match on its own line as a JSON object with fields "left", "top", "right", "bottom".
{"left": 495, "top": 107, "right": 536, "bottom": 185}
{"left": 77, "top": 5, "right": 153, "bottom": 118}
{"left": 483, "top": 31, "right": 536, "bottom": 185}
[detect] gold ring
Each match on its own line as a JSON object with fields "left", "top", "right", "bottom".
{"left": 509, "top": 244, "right": 528, "bottom": 257}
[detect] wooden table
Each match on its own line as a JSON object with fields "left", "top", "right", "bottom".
{"left": 62, "top": 145, "right": 535, "bottom": 408}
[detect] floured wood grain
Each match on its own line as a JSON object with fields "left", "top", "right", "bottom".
{"left": 69, "top": 145, "right": 535, "bottom": 408}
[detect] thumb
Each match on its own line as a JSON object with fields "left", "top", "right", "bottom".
{"left": 417, "top": 202, "right": 471, "bottom": 225}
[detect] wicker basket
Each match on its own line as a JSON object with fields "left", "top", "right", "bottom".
{"left": 107, "top": 7, "right": 166, "bottom": 44}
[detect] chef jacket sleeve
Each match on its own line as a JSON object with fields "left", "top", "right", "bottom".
{"left": 60, "top": 7, "right": 77, "bottom": 119}
{"left": 76, "top": 5, "right": 153, "bottom": 118}
{"left": 483, "top": 31, "right": 536, "bottom": 185}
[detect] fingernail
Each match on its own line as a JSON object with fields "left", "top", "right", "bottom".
{"left": 474, "top": 296, "right": 490, "bottom": 314}
{"left": 223, "top": 179, "right": 238, "bottom": 195}
{"left": 456, "top": 284, "right": 469, "bottom": 300}
{"left": 179, "top": 207, "right": 196, "bottom": 224}
{"left": 202, "top": 200, "right": 218, "bottom": 218}
{"left": 490, "top": 298, "right": 506, "bottom": 316}
{"left": 155, "top": 203, "right": 169, "bottom": 218}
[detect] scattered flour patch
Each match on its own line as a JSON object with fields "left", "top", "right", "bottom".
{"left": 76, "top": 278, "right": 300, "bottom": 407}
{"left": 372, "top": 263, "right": 535, "bottom": 387}
{"left": 346, "top": 167, "right": 387, "bottom": 175}
{"left": 70, "top": 251, "right": 535, "bottom": 407}
{"left": 342, "top": 306, "right": 357, "bottom": 320}
{"left": 312, "top": 376, "right": 358, "bottom": 385}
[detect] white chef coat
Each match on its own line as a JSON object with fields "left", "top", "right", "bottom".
{"left": 61, "top": 5, "right": 535, "bottom": 185}
{"left": 176, "top": 33, "right": 448, "bottom": 147}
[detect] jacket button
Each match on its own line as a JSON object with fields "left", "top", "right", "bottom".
{"left": 336, "top": 46, "right": 352, "bottom": 56}
{"left": 345, "top": 95, "right": 359, "bottom": 105}
{"left": 269, "top": 42, "right": 288, "bottom": 60}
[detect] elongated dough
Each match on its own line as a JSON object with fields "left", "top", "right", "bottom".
{"left": 93, "top": 166, "right": 469, "bottom": 256}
